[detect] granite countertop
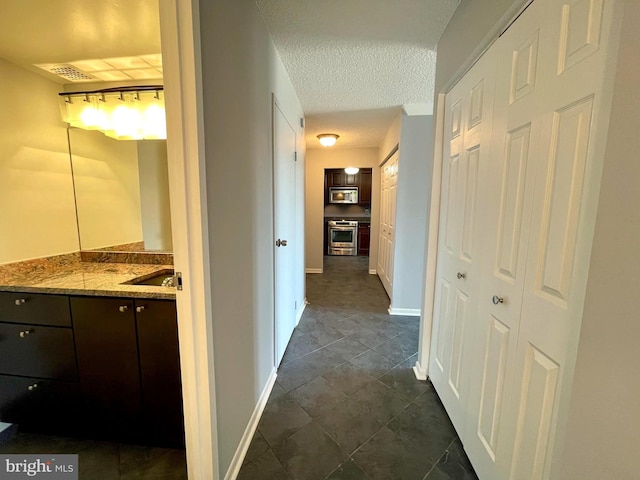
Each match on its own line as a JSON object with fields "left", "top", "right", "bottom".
{"left": 0, "top": 253, "right": 176, "bottom": 300}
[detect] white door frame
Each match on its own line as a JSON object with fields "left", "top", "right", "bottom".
{"left": 415, "top": 0, "right": 535, "bottom": 381}
{"left": 159, "top": 1, "right": 218, "bottom": 479}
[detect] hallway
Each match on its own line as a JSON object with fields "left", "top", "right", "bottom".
{"left": 238, "top": 256, "right": 478, "bottom": 480}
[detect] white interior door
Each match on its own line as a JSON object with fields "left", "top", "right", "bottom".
{"left": 428, "top": 49, "right": 497, "bottom": 435}
{"left": 437, "top": 0, "right": 620, "bottom": 478}
{"left": 274, "top": 101, "right": 297, "bottom": 366}
{"left": 377, "top": 152, "right": 398, "bottom": 298}
{"left": 500, "top": 1, "right": 617, "bottom": 478}
{"left": 464, "top": 2, "right": 547, "bottom": 477}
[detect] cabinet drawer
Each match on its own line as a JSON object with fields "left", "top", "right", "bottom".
{"left": 0, "top": 375, "right": 80, "bottom": 431}
{"left": 0, "top": 323, "right": 77, "bottom": 381}
{"left": 0, "top": 292, "right": 71, "bottom": 327}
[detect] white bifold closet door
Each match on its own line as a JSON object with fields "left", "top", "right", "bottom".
{"left": 429, "top": 0, "right": 620, "bottom": 479}
{"left": 377, "top": 151, "right": 398, "bottom": 298}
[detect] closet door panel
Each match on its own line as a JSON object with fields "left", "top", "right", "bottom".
{"left": 429, "top": 47, "right": 497, "bottom": 437}
{"left": 464, "top": 1, "right": 547, "bottom": 477}
{"left": 509, "top": 0, "right": 618, "bottom": 479}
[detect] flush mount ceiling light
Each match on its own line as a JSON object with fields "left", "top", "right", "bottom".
{"left": 59, "top": 86, "right": 166, "bottom": 140}
{"left": 344, "top": 167, "right": 360, "bottom": 175}
{"left": 317, "top": 133, "right": 339, "bottom": 147}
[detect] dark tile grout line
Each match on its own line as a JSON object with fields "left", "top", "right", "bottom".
{"left": 259, "top": 348, "right": 427, "bottom": 479}
{"left": 421, "top": 437, "right": 458, "bottom": 480}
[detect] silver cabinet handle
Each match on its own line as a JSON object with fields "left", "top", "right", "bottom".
{"left": 492, "top": 295, "right": 504, "bottom": 305}
{"left": 136, "top": 306, "right": 145, "bottom": 313}
{"left": 27, "top": 383, "right": 38, "bottom": 391}
{"left": 457, "top": 272, "right": 466, "bottom": 279}
{"left": 19, "top": 329, "right": 33, "bottom": 338}
{"left": 14, "top": 299, "right": 26, "bottom": 306}
{"left": 119, "top": 305, "right": 129, "bottom": 313}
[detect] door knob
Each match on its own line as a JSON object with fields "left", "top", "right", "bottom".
{"left": 457, "top": 272, "right": 466, "bottom": 279}
{"left": 276, "top": 239, "right": 288, "bottom": 247}
{"left": 136, "top": 306, "right": 145, "bottom": 313}
{"left": 19, "top": 329, "right": 33, "bottom": 338}
{"left": 14, "top": 298, "right": 26, "bottom": 306}
{"left": 492, "top": 295, "right": 504, "bottom": 305}
{"left": 119, "top": 305, "right": 129, "bottom": 313}
{"left": 27, "top": 383, "right": 39, "bottom": 391}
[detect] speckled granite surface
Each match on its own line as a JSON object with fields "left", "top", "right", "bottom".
{"left": 80, "top": 250, "right": 174, "bottom": 265}
{"left": 0, "top": 253, "right": 176, "bottom": 300}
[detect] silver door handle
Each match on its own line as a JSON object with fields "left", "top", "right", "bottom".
{"left": 492, "top": 295, "right": 504, "bottom": 305}
{"left": 457, "top": 272, "right": 466, "bottom": 279}
{"left": 276, "top": 239, "right": 288, "bottom": 247}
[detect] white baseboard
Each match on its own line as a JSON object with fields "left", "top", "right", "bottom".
{"left": 388, "top": 307, "right": 421, "bottom": 316}
{"left": 296, "top": 299, "right": 307, "bottom": 326}
{"left": 305, "top": 268, "right": 323, "bottom": 274}
{"left": 413, "top": 361, "right": 428, "bottom": 381}
{"left": 224, "top": 368, "right": 277, "bottom": 480}
{"left": 369, "top": 269, "right": 377, "bottom": 275}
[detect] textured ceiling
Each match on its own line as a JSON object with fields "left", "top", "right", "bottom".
{"left": 257, "top": 0, "right": 460, "bottom": 148}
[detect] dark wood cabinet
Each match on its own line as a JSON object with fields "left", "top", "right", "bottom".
{"left": 72, "top": 297, "right": 142, "bottom": 439}
{"left": 136, "top": 300, "right": 184, "bottom": 447}
{"left": 0, "top": 292, "right": 78, "bottom": 433}
{"left": 0, "top": 292, "right": 183, "bottom": 446}
{"left": 328, "top": 169, "right": 344, "bottom": 187}
{"left": 0, "top": 375, "right": 81, "bottom": 433}
{"left": 0, "top": 323, "right": 77, "bottom": 381}
{"left": 0, "top": 292, "right": 71, "bottom": 327}
{"left": 359, "top": 169, "right": 372, "bottom": 205}
{"left": 327, "top": 169, "right": 358, "bottom": 187}
{"left": 358, "top": 224, "right": 371, "bottom": 256}
{"left": 325, "top": 168, "right": 373, "bottom": 205}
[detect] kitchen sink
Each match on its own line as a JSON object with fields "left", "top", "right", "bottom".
{"left": 124, "top": 269, "right": 175, "bottom": 287}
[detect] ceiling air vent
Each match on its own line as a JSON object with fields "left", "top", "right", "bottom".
{"left": 34, "top": 64, "right": 96, "bottom": 82}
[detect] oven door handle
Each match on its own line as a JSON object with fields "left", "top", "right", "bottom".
{"left": 330, "top": 226, "right": 357, "bottom": 231}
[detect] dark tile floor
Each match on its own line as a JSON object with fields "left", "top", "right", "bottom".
{"left": 0, "top": 433, "right": 187, "bottom": 479}
{"left": 238, "top": 256, "right": 478, "bottom": 480}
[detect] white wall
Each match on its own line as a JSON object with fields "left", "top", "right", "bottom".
{"left": 305, "top": 147, "right": 380, "bottom": 273}
{"left": 435, "top": 0, "right": 528, "bottom": 93}
{"left": 379, "top": 112, "right": 401, "bottom": 162}
{"left": 392, "top": 115, "right": 433, "bottom": 311}
{"left": 0, "top": 58, "right": 79, "bottom": 264}
{"left": 378, "top": 112, "right": 433, "bottom": 312}
{"left": 138, "top": 140, "right": 173, "bottom": 251}
{"left": 197, "top": 1, "right": 305, "bottom": 476}
{"left": 557, "top": 2, "right": 640, "bottom": 478}
{"left": 68, "top": 128, "right": 142, "bottom": 250}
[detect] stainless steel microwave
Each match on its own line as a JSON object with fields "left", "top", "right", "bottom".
{"left": 329, "top": 187, "right": 358, "bottom": 204}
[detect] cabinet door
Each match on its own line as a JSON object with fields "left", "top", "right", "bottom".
{"left": 71, "top": 297, "right": 141, "bottom": 439}
{"left": 358, "top": 169, "right": 372, "bottom": 204}
{"left": 0, "top": 374, "right": 80, "bottom": 433}
{"left": 357, "top": 225, "right": 370, "bottom": 256}
{"left": 345, "top": 172, "right": 357, "bottom": 186}
{"left": 328, "top": 169, "right": 344, "bottom": 186}
{"left": 135, "top": 300, "right": 184, "bottom": 447}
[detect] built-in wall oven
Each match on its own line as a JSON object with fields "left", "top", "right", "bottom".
{"left": 327, "top": 220, "right": 358, "bottom": 256}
